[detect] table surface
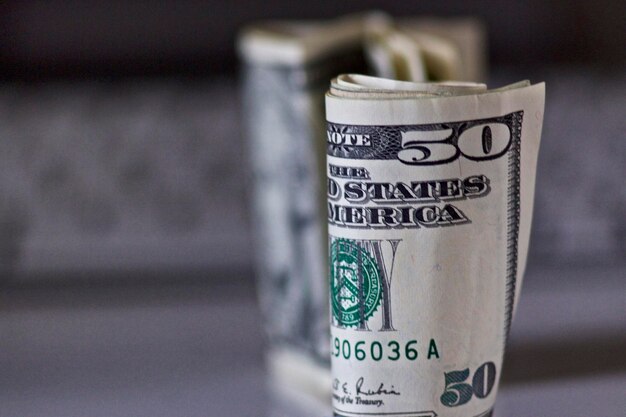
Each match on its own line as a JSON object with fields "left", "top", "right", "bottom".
{"left": 1, "top": 264, "right": 624, "bottom": 417}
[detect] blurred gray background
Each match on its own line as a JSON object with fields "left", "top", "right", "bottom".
{"left": 0, "top": 1, "right": 624, "bottom": 417}
{"left": 0, "top": 0, "right": 624, "bottom": 278}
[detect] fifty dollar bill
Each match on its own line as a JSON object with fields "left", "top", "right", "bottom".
{"left": 326, "top": 74, "right": 545, "bottom": 417}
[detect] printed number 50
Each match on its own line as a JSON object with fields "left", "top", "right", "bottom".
{"left": 398, "top": 123, "right": 511, "bottom": 165}
{"left": 440, "top": 362, "right": 497, "bottom": 407}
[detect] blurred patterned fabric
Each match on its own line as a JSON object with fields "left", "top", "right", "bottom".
{"left": 0, "top": 80, "right": 248, "bottom": 278}
{"left": 0, "top": 68, "right": 623, "bottom": 280}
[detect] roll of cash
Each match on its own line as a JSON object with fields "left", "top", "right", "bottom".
{"left": 326, "top": 75, "right": 545, "bottom": 417}
{"left": 238, "top": 13, "right": 489, "bottom": 400}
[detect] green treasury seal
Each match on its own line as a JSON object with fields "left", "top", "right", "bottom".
{"left": 330, "top": 238, "right": 382, "bottom": 327}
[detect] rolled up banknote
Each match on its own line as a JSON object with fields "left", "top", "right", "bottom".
{"left": 326, "top": 75, "right": 545, "bottom": 417}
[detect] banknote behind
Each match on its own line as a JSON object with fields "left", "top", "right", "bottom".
{"left": 240, "top": 14, "right": 374, "bottom": 395}
{"left": 326, "top": 74, "right": 545, "bottom": 417}
{"left": 239, "top": 13, "right": 488, "bottom": 398}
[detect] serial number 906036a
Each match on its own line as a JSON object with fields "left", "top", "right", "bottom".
{"left": 332, "top": 337, "right": 441, "bottom": 361}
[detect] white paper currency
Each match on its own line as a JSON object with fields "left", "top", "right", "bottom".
{"left": 326, "top": 75, "right": 545, "bottom": 417}
{"left": 397, "top": 17, "right": 487, "bottom": 82}
{"left": 239, "top": 15, "right": 372, "bottom": 379}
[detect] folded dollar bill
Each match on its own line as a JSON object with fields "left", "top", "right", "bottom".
{"left": 238, "top": 12, "right": 488, "bottom": 400}
{"left": 327, "top": 74, "right": 545, "bottom": 417}
{"left": 366, "top": 17, "right": 486, "bottom": 82}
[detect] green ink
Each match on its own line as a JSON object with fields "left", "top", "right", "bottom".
{"left": 330, "top": 238, "right": 382, "bottom": 327}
